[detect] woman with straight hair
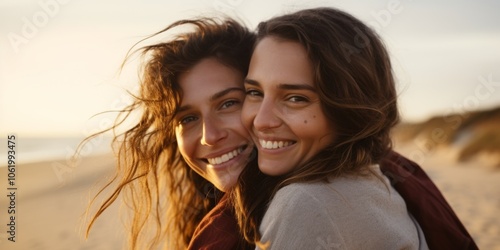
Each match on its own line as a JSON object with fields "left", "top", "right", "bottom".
{"left": 233, "top": 7, "right": 477, "bottom": 249}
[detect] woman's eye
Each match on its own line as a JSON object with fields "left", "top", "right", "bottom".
{"left": 288, "top": 96, "right": 309, "bottom": 102}
{"left": 179, "top": 116, "right": 198, "bottom": 125}
{"left": 220, "top": 100, "right": 238, "bottom": 109}
{"left": 245, "top": 89, "right": 262, "bottom": 97}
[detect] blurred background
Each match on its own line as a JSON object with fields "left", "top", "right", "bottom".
{"left": 1, "top": 0, "right": 499, "bottom": 249}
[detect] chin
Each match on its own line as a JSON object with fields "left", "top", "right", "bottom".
{"left": 259, "top": 166, "right": 284, "bottom": 176}
{"left": 258, "top": 160, "right": 289, "bottom": 176}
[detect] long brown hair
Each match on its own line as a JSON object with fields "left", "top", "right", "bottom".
{"left": 231, "top": 7, "right": 399, "bottom": 246}
{"left": 82, "top": 18, "right": 255, "bottom": 249}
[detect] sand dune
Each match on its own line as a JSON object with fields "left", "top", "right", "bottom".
{"left": 393, "top": 105, "right": 500, "bottom": 169}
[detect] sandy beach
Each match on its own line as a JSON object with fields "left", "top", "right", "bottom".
{"left": 1, "top": 145, "right": 499, "bottom": 249}
{"left": 395, "top": 143, "right": 500, "bottom": 250}
{"left": 0, "top": 153, "right": 126, "bottom": 250}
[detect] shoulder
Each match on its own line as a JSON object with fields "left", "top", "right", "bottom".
{"left": 259, "top": 182, "right": 346, "bottom": 249}
{"left": 265, "top": 182, "right": 332, "bottom": 215}
{"left": 259, "top": 168, "right": 422, "bottom": 249}
{"left": 268, "top": 167, "right": 392, "bottom": 211}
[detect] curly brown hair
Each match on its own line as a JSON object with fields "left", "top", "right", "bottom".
{"left": 81, "top": 18, "right": 255, "bottom": 249}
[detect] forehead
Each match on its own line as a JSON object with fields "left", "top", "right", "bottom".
{"left": 178, "top": 58, "right": 244, "bottom": 104}
{"left": 248, "top": 37, "right": 314, "bottom": 85}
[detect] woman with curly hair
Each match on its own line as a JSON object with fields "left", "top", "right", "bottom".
{"left": 83, "top": 18, "right": 255, "bottom": 249}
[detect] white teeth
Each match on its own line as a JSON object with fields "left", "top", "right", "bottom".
{"left": 207, "top": 148, "right": 242, "bottom": 165}
{"left": 259, "top": 140, "right": 294, "bottom": 149}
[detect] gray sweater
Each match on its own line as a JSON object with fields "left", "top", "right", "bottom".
{"left": 258, "top": 165, "right": 428, "bottom": 250}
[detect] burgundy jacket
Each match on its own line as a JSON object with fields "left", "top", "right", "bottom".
{"left": 188, "top": 150, "right": 478, "bottom": 250}
{"left": 380, "top": 151, "right": 478, "bottom": 250}
{"left": 187, "top": 194, "right": 250, "bottom": 250}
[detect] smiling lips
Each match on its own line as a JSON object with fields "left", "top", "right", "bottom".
{"left": 206, "top": 139, "right": 293, "bottom": 165}
{"left": 259, "top": 139, "right": 296, "bottom": 149}
{"left": 207, "top": 147, "right": 244, "bottom": 165}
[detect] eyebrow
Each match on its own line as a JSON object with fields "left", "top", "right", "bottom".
{"left": 176, "top": 87, "right": 244, "bottom": 113}
{"left": 244, "top": 78, "right": 316, "bottom": 92}
{"left": 210, "top": 87, "right": 245, "bottom": 101}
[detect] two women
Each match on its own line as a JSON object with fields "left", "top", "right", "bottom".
{"left": 84, "top": 7, "right": 477, "bottom": 250}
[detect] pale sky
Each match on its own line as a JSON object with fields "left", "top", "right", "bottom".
{"left": 1, "top": 0, "right": 499, "bottom": 137}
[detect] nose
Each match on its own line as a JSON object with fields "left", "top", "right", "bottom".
{"left": 201, "top": 116, "right": 227, "bottom": 146}
{"left": 253, "top": 98, "right": 282, "bottom": 131}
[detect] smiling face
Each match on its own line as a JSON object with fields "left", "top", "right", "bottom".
{"left": 175, "top": 57, "right": 254, "bottom": 192}
{"left": 242, "top": 37, "right": 336, "bottom": 176}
